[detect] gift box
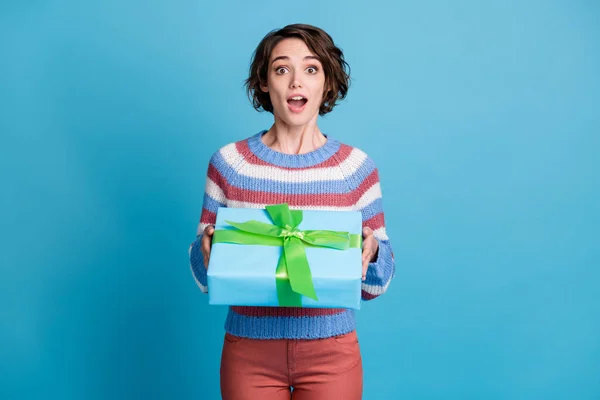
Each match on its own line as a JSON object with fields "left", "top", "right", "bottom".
{"left": 206, "top": 203, "right": 363, "bottom": 309}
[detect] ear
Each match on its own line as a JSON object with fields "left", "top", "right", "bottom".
{"left": 323, "top": 81, "right": 333, "bottom": 97}
{"left": 260, "top": 82, "right": 269, "bottom": 93}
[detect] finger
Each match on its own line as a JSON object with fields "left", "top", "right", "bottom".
{"left": 369, "top": 237, "right": 379, "bottom": 255}
{"left": 201, "top": 226, "right": 215, "bottom": 269}
{"left": 362, "top": 251, "right": 376, "bottom": 268}
{"left": 201, "top": 239, "right": 211, "bottom": 266}
{"left": 201, "top": 234, "right": 211, "bottom": 250}
{"left": 363, "top": 233, "right": 378, "bottom": 249}
{"left": 203, "top": 249, "right": 211, "bottom": 269}
{"left": 204, "top": 225, "right": 215, "bottom": 236}
{"left": 362, "top": 246, "right": 372, "bottom": 263}
{"left": 361, "top": 244, "right": 370, "bottom": 275}
{"left": 362, "top": 235, "right": 375, "bottom": 255}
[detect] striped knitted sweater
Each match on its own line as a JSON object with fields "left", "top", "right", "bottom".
{"left": 189, "top": 130, "right": 395, "bottom": 339}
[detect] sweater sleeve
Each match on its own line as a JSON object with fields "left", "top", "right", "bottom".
{"left": 354, "top": 158, "right": 395, "bottom": 301}
{"left": 189, "top": 151, "right": 228, "bottom": 293}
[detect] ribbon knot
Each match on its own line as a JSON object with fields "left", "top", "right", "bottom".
{"left": 282, "top": 228, "right": 305, "bottom": 240}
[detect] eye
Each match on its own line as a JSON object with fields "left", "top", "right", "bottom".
{"left": 306, "top": 66, "right": 318, "bottom": 74}
{"left": 275, "top": 66, "right": 288, "bottom": 75}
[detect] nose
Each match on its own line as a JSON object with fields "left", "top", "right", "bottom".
{"left": 289, "top": 72, "right": 302, "bottom": 89}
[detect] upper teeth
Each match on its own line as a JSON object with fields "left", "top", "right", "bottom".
{"left": 291, "top": 96, "right": 305, "bottom": 100}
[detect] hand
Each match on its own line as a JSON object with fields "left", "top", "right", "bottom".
{"left": 201, "top": 225, "right": 215, "bottom": 269}
{"left": 361, "top": 227, "right": 379, "bottom": 281}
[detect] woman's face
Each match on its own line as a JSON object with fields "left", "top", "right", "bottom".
{"left": 261, "top": 38, "right": 326, "bottom": 127}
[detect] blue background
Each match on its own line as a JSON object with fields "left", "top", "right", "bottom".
{"left": 1, "top": 1, "right": 599, "bottom": 399}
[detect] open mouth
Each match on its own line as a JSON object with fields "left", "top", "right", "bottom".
{"left": 287, "top": 95, "right": 308, "bottom": 112}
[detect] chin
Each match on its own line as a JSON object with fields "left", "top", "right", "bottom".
{"left": 276, "top": 109, "right": 318, "bottom": 127}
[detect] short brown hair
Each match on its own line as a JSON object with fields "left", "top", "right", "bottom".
{"left": 244, "top": 24, "right": 351, "bottom": 116}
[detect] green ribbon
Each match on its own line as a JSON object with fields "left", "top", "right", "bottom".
{"left": 212, "top": 203, "right": 362, "bottom": 307}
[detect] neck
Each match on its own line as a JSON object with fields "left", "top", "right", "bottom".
{"left": 262, "top": 116, "right": 326, "bottom": 155}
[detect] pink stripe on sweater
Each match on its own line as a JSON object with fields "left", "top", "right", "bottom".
{"left": 361, "top": 290, "right": 378, "bottom": 300}
{"left": 207, "top": 167, "right": 380, "bottom": 208}
{"left": 200, "top": 210, "right": 217, "bottom": 225}
{"left": 363, "top": 213, "right": 385, "bottom": 231}
{"left": 231, "top": 306, "right": 345, "bottom": 317}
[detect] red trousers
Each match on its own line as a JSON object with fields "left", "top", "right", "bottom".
{"left": 220, "top": 330, "right": 363, "bottom": 399}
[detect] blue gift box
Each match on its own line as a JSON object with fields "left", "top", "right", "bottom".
{"left": 206, "top": 206, "right": 363, "bottom": 309}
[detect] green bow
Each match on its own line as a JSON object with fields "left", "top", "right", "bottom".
{"left": 212, "top": 203, "right": 362, "bottom": 307}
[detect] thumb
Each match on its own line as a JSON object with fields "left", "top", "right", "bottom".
{"left": 205, "top": 225, "right": 215, "bottom": 236}
{"left": 362, "top": 226, "right": 373, "bottom": 237}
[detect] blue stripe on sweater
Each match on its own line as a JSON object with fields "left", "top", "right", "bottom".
{"left": 358, "top": 198, "right": 384, "bottom": 222}
{"left": 189, "top": 238, "right": 207, "bottom": 287}
{"left": 211, "top": 150, "right": 376, "bottom": 194}
{"left": 202, "top": 193, "right": 225, "bottom": 214}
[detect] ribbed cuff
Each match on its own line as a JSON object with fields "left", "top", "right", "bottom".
{"left": 365, "top": 238, "right": 394, "bottom": 285}
{"left": 189, "top": 236, "right": 208, "bottom": 291}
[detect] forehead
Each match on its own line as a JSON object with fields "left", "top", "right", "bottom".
{"left": 270, "top": 38, "right": 318, "bottom": 62}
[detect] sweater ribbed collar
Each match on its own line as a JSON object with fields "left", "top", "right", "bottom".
{"left": 247, "top": 130, "right": 340, "bottom": 168}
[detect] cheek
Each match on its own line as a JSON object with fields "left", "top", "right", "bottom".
{"left": 268, "top": 86, "right": 285, "bottom": 103}
{"left": 311, "top": 89, "right": 326, "bottom": 108}
{"left": 313, "top": 79, "right": 327, "bottom": 100}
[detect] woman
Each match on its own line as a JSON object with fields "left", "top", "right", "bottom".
{"left": 189, "top": 23, "right": 395, "bottom": 400}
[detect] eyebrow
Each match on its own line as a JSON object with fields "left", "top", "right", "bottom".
{"left": 271, "top": 55, "right": 321, "bottom": 65}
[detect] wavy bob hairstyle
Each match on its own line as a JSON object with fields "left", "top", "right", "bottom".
{"left": 244, "top": 24, "right": 351, "bottom": 116}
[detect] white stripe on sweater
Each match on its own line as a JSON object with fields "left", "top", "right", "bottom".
{"left": 224, "top": 200, "right": 354, "bottom": 211}
{"left": 189, "top": 244, "right": 208, "bottom": 293}
{"left": 220, "top": 143, "right": 368, "bottom": 182}
{"left": 362, "top": 274, "right": 392, "bottom": 296}
{"left": 373, "top": 227, "right": 389, "bottom": 241}
{"left": 197, "top": 178, "right": 226, "bottom": 235}
{"left": 206, "top": 177, "right": 227, "bottom": 204}
{"left": 355, "top": 182, "right": 382, "bottom": 210}
{"left": 197, "top": 222, "right": 211, "bottom": 235}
